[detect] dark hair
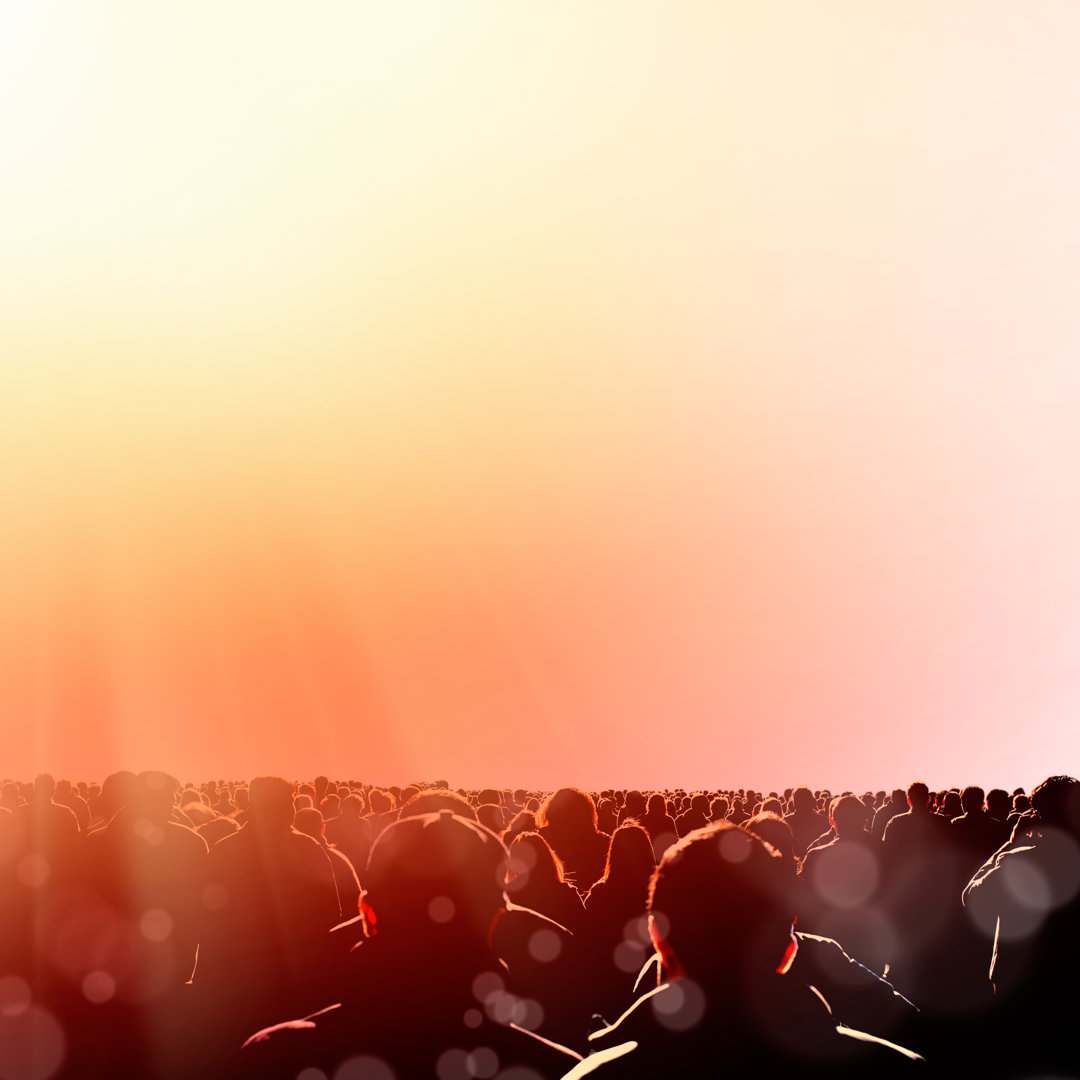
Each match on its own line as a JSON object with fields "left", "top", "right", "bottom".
{"left": 906, "top": 781, "right": 930, "bottom": 806}
{"left": 508, "top": 831, "right": 565, "bottom": 890}
{"left": 540, "top": 787, "right": 598, "bottom": 833}
{"left": 248, "top": 776, "right": 295, "bottom": 829}
{"left": 366, "top": 811, "right": 507, "bottom": 941}
{"left": 649, "top": 821, "right": 794, "bottom": 976}
{"left": 1031, "top": 776, "right": 1080, "bottom": 826}
{"left": 400, "top": 789, "right": 477, "bottom": 821}
{"left": 502, "top": 810, "right": 537, "bottom": 845}
{"left": 600, "top": 822, "right": 655, "bottom": 889}
{"left": 960, "top": 786, "right": 985, "bottom": 815}
{"left": 829, "top": 794, "right": 867, "bottom": 837}
{"left": 744, "top": 811, "right": 796, "bottom": 866}
{"left": 369, "top": 788, "right": 396, "bottom": 814}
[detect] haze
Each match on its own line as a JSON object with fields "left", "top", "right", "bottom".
{"left": 2, "top": 2, "right": 1078, "bottom": 792}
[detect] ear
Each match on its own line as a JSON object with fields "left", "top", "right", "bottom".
{"left": 359, "top": 897, "right": 378, "bottom": 938}
{"left": 648, "top": 913, "right": 686, "bottom": 982}
{"left": 485, "top": 905, "right": 508, "bottom": 950}
{"left": 777, "top": 918, "right": 798, "bottom": 974}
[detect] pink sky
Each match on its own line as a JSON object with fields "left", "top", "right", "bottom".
{"left": 1, "top": 2, "right": 1078, "bottom": 791}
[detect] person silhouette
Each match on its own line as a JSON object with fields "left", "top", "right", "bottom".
{"left": 568, "top": 820, "right": 922, "bottom": 1077}
{"left": 69, "top": 771, "right": 209, "bottom": 1078}
{"left": 879, "top": 781, "right": 956, "bottom": 1009}
{"left": 579, "top": 823, "right": 657, "bottom": 1026}
{"left": 539, "top": 788, "right": 611, "bottom": 895}
{"left": 294, "top": 806, "right": 362, "bottom": 920}
{"left": 194, "top": 776, "right": 342, "bottom": 1059}
{"left": 961, "top": 775, "right": 1080, "bottom": 1076}
{"left": 240, "top": 810, "right": 582, "bottom": 1079}
{"left": 785, "top": 786, "right": 829, "bottom": 859}
{"left": 506, "top": 831, "right": 586, "bottom": 932}
{"left": 639, "top": 793, "right": 678, "bottom": 863}
{"left": 798, "top": 794, "right": 887, "bottom": 974}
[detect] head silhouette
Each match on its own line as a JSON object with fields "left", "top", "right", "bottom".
{"left": 1031, "top": 776, "right": 1080, "bottom": 829}
{"left": 99, "top": 771, "right": 139, "bottom": 817}
{"left": 540, "top": 787, "right": 598, "bottom": 834}
{"left": 400, "top": 789, "right": 477, "bottom": 820}
{"left": 134, "top": 771, "right": 180, "bottom": 825}
{"left": 33, "top": 774, "right": 57, "bottom": 802}
{"left": 906, "top": 781, "right": 930, "bottom": 811}
{"left": 829, "top": 795, "right": 867, "bottom": 838}
{"left": 247, "top": 776, "right": 296, "bottom": 832}
{"left": 648, "top": 821, "right": 795, "bottom": 982}
{"left": 507, "top": 831, "right": 566, "bottom": 892}
{"left": 364, "top": 810, "right": 508, "bottom": 946}
{"left": 960, "top": 786, "right": 985, "bottom": 815}
{"left": 602, "top": 822, "right": 655, "bottom": 886}
{"left": 294, "top": 807, "right": 326, "bottom": 841}
{"left": 744, "top": 811, "right": 796, "bottom": 866}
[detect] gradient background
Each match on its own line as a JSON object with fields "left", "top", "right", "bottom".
{"left": 2, "top": 2, "right": 1078, "bottom": 792}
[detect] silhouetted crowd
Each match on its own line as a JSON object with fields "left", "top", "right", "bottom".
{"left": 1, "top": 772, "right": 1077, "bottom": 1078}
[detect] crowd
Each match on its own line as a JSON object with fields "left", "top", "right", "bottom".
{"left": 0, "top": 771, "right": 1076, "bottom": 1078}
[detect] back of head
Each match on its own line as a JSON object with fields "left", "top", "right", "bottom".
{"left": 294, "top": 806, "right": 325, "bottom": 840}
{"left": 830, "top": 794, "right": 867, "bottom": 838}
{"left": 1031, "top": 776, "right": 1080, "bottom": 829}
{"left": 401, "top": 789, "right": 477, "bottom": 821}
{"left": 906, "top": 781, "right": 930, "bottom": 809}
{"left": 540, "top": 787, "right": 597, "bottom": 834}
{"left": 961, "top": 785, "right": 985, "bottom": 815}
{"left": 100, "top": 771, "right": 139, "bottom": 815}
{"left": 369, "top": 788, "right": 395, "bottom": 814}
{"left": 247, "top": 776, "right": 296, "bottom": 831}
{"left": 604, "top": 822, "right": 655, "bottom": 885}
{"left": 33, "top": 773, "right": 56, "bottom": 801}
{"left": 649, "top": 821, "right": 795, "bottom": 982}
{"left": 508, "top": 831, "right": 564, "bottom": 890}
{"left": 365, "top": 811, "right": 508, "bottom": 946}
{"left": 744, "top": 811, "right": 796, "bottom": 866}
{"left": 791, "top": 786, "right": 816, "bottom": 814}
{"left": 134, "top": 771, "right": 180, "bottom": 825}
{"left": 476, "top": 803, "right": 505, "bottom": 834}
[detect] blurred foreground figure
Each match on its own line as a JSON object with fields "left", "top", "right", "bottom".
{"left": 567, "top": 821, "right": 922, "bottom": 1077}
{"left": 241, "top": 810, "right": 581, "bottom": 1080}
{"left": 962, "top": 775, "right": 1080, "bottom": 1077}
{"left": 194, "top": 776, "right": 342, "bottom": 1063}
{"left": 74, "top": 771, "right": 208, "bottom": 1078}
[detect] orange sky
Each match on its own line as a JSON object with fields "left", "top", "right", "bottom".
{"left": 2, "top": 2, "right": 1079, "bottom": 791}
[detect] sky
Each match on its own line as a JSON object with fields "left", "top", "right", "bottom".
{"left": 2, "top": 1, "right": 1079, "bottom": 792}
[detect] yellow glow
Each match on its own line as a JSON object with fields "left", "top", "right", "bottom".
{"left": 2, "top": 2, "right": 1080, "bottom": 787}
